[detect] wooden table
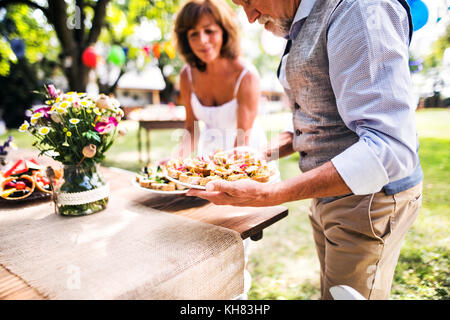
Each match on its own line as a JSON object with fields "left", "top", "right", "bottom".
{"left": 0, "top": 153, "right": 288, "bottom": 299}
{"left": 137, "top": 119, "right": 185, "bottom": 163}
{"left": 127, "top": 106, "right": 186, "bottom": 163}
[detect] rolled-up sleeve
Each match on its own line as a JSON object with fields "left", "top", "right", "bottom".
{"left": 328, "top": 0, "right": 419, "bottom": 195}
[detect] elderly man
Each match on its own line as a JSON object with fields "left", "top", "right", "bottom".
{"left": 187, "top": 0, "right": 423, "bottom": 300}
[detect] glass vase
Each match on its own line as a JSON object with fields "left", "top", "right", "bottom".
{"left": 56, "top": 163, "right": 109, "bottom": 216}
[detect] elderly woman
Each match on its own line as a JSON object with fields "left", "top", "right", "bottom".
{"left": 173, "top": 0, "right": 268, "bottom": 299}
{"left": 174, "top": 0, "right": 267, "bottom": 158}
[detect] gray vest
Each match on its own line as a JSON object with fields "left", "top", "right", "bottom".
{"left": 286, "top": 0, "right": 360, "bottom": 172}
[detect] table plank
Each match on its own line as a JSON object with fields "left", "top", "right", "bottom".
{"left": 0, "top": 265, "right": 45, "bottom": 300}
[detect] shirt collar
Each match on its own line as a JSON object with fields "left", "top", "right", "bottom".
{"left": 288, "top": 0, "right": 318, "bottom": 40}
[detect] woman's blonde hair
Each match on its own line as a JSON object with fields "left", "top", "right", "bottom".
{"left": 174, "top": 0, "right": 240, "bottom": 72}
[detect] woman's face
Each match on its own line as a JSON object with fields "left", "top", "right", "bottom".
{"left": 187, "top": 13, "right": 224, "bottom": 64}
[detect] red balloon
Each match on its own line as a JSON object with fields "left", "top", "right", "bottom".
{"left": 143, "top": 45, "right": 151, "bottom": 57}
{"left": 82, "top": 47, "right": 98, "bottom": 68}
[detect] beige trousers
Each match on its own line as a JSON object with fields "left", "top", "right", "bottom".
{"left": 309, "top": 183, "right": 423, "bottom": 300}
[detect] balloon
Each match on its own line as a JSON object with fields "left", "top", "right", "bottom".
{"left": 143, "top": 45, "right": 151, "bottom": 57}
{"left": 163, "top": 42, "right": 176, "bottom": 59}
{"left": 152, "top": 43, "right": 161, "bottom": 59}
{"left": 107, "top": 45, "right": 126, "bottom": 66}
{"left": 407, "top": 0, "right": 429, "bottom": 31}
{"left": 10, "top": 38, "right": 25, "bottom": 59}
{"left": 82, "top": 46, "right": 98, "bottom": 68}
{"left": 122, "top": 46, "right": 129, "bottom": 57}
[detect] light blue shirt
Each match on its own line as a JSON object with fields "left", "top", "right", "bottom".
{"left": 280, "top": 0, "right": 423, "bottom": 195}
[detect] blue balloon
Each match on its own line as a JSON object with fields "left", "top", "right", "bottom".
{"left": 407, "top": 0, "right": 429, "bottom": 31}
{"left": 10, "top": 38, "right": 25, "bottom": 58}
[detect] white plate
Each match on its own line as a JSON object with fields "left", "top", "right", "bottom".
{"left": 165, "top": 175, "right": 208, "bottom": 190}
{"left": 131, "top": 179, "right": 189, "bottom": 195}
{"left": 164, "top": 167, "right": 281, "bottom": 190}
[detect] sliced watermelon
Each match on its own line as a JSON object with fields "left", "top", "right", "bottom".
{"left": 25, "top": 159, "right": 42, "bottom": 171}
{"left": 3, "top": 160, "right": 24, "bottom": 178}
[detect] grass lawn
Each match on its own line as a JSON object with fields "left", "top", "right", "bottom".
{"left": 1, "top": 108, "right": 448, "bottom": 300}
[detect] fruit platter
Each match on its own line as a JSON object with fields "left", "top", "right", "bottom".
{"left": 0, "top": 158, "right": 62, "bottom": 202}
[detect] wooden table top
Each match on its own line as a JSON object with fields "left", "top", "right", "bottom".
{"left": 0, "top": 151, "right": 288, "bottom": 299}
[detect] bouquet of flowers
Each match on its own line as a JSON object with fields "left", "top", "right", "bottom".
{"left": 19, "top": 85, "right": 123, "bottom": 166}
{"left": 19, "top": 85, "right": 124, "bottom": 215}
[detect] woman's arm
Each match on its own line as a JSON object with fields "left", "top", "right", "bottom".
{"left": 176, "top": 66, "right": 198, "bottom": 158}
{"left": 263, "top": 131, "right": 295, "bottom": 161}
{"left": 235, "top": 70, "right": 260, "bottom": 147}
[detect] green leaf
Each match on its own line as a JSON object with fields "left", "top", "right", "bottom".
{"left": 82, "top": 130, "right": 101, "bottom": 143}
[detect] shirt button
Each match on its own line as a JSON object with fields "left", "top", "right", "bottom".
{"left": 296, "top": 129, "right": 302, "bottom": 136}
{"left": 300, "top": 151, "right": 307, "bottom": 157}
{"left": 294, "top": 103, "right": 300, "bottom": 110}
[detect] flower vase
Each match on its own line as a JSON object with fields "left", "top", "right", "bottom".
{"left": 57, "top": 163, "right": 109, "bottom": 216}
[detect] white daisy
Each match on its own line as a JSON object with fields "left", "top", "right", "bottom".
{"left": 38, "top": 127, "right": 51, "bottom": 135}
{"left": 19, "top": 121, "right": 30, "bottom": 132}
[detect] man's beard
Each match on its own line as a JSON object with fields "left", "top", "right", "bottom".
{"left": 258, "top": 15, "right": 292, "bottom": 38}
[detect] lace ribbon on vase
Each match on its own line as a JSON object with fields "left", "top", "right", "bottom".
{"left": 57, "top": 184, "right": 110, "bottom": 206}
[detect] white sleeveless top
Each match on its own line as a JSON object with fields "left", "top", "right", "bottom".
{"left": 187, "top": 65, "right": 267, "bottom": 156}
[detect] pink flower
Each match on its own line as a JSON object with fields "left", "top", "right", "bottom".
{"left": 47, "top": 85, "right": 59, "bottom": 99}
{"left": 34, "top": 106, "right": 51, "bottom": 119}
{"left": 108, "top": 117, "right": 118, "bottom": 126}
{"left": 94, "top": 117, "right": 118, "bottom": 135}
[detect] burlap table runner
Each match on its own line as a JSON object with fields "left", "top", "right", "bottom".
{"left": 0, "top": 196, "right": 244, "bottom": 299}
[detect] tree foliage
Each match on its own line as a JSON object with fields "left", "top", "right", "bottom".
{"left": 0, "top": 0, "right": 184, "bottom": 127}
{"left": 423, "top": 23, "right": 450, "bottom": 71}
{"left": 0, "top": 0, "right": 182, "bottom": 93}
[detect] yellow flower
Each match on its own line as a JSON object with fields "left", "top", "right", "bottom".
{"left": 80, "top": 100, "right": 92, "bottom": 108}
{"left": 55, "top": 106, "right": 66, "bottom": 114}
{"left": 31, "top": 112, "right": 43, "bottom": 119}
{"left": 69, "top": 118, "right": 80, "bottom": 124}
{"left": 63, "top": 128, "right": 68, "bottom": 132}
{"left": 39, "top": 127, "right": 51, "bottom": 135}
{"left": 93, "top": 108, "right": 101, "bottom": 116}
{"left": 86, "top": 108, "right": 92, "bottom": 114}
{"left": 60, "top": 101, "right": 69, "bottom": 109}
{"left": 66, "top": 131, "right": 72, "bottom": 137}
{"left": 19, "top": 121, "right": 29, "bottom": 132}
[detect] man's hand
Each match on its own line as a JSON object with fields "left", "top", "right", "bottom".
{"left": 186, "top": 179, "right": 282, "bottom": 207}
{"left": 186, "top": 161, "right": 352, "bottom": 207}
